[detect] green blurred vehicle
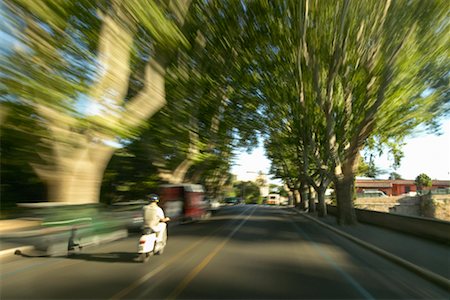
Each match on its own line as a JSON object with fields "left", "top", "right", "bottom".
{"left": 9, "top": 202, "right": 127, "bottom": 256}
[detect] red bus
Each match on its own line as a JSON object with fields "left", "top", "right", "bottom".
{"left": 159, "top": 184, "right": 209, "bottom": 222}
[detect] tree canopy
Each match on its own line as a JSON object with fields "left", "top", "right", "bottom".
{"left": 415, "top": 173, "right": 432, "bottom": 191}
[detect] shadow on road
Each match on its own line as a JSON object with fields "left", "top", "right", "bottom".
{"left": 14, "top": 249, "right": 141, "bottom": 263}
{"left": 14, "top": 249, "right": 48, "bottom": 258}
{"left": 66, "top": 252, "right": 141, "bottom": 263}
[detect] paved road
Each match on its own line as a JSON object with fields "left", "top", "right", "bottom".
{"left": 1, "top": 205, "right": 448, "bottom": 299}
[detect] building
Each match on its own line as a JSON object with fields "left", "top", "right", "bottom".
{"left": 255, "top": 173, "right": 269, "bottom": 197}
{"left": 355, "top": 179, "right": 450, "bottom": 196}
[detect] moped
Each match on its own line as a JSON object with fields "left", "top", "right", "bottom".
{"left": 138, "top": 226, "right": 167, "bottom": 262}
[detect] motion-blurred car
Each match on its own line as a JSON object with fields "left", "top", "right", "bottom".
{"left": 110, "top": 200, "right": 147, "bottom": 231}
{"left": 8, "top": 202, "right": 127, "bottom": 256}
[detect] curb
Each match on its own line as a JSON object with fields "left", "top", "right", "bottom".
{"left": 0, "top": 245, "right": 35, "bottom": 258}
{"left": 294, "top": 209, "right": 450, "bottom": 291}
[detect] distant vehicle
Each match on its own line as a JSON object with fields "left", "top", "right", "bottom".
{"left": 159, "top": 184, "right": 209, "bottom": 222}
{"left": 362, "top": 190, "right": 388, "bottom": 198}
{"left": 267, "top": 194, "right": 280, "bottom": 205}
{"left": 224, "top": 197, "right": 239, "bottom": 205}
{"left": 205, "top": 198, "right": 221, "bottom": 212}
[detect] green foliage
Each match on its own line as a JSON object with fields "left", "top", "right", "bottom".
{"left": 389, "top": 172, "right": 403, "bottom": 180}
{"left": 356, "top": 155, "right": 386, "bottom": 179}
{"left": 0, "top": 102, "right": 47, "bottom": 205}
{"left": 234, "top": 181, "right": 260, "bottom": 204}
{"left": 99, "top": 1, "right": 267, "bottom": 199}
{"left": 100, "top": 144, "right": 161, "bottom": 204}
{"left": 415, "top": 173, "right": 432, "bottom": 190}
{"left": 274, "top": 185, "right": 289, "bottom": 197}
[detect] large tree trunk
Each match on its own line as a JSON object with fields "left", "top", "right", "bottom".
{"left": 28, "top": 1, "right": 193, "bottom": 205}
{"left": 158, "top": 118, "right": 199, "bottom": 184}
{"left": 308, "top": 185, "right": 316, "bottom": 213}
{"left": 316, "top": 186, "right": 327, "bottom": 217}
{"left": 334, "top": 175, "right": 357, "bottom": 225}
{"left": 33, "top": 144, "right": 115, "bottom": 203}
{"left": 158, "top": 158, "right": 195, "bottom": 184}
{"left": 333, "top": 146, "right": 360, "bottom": 225}
{"left": 298, "top": 183, "right": 307, "bottom": 210}
{"left": 293, "top": 189, "right": 301, "bottom": 207}
{"left": 287, "top": 190, "right": 293, "bottom": 206}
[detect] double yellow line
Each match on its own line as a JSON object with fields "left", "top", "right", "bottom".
{"left": 110, "top": 206, "right": 256, "bottom": 300}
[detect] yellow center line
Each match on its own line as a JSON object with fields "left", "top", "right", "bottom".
{"left": 166, "top": 206, "right": 256, "bottom": 300}
{"left": 110, "top": 206, "right": 254, "bottom": 300}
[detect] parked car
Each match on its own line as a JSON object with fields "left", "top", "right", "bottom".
{"left": 224, "top": 197, "right": 239, "bottom": 205}
{"left": 361, "top": 190, "right": 388, "bottom": 198}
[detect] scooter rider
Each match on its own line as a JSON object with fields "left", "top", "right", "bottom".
{"left": 143, "top": 194, "right": 170, "bottom": 243}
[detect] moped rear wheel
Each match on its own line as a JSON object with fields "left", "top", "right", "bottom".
{"left": 140, "top": 252, "right": 150, "bottom": 263}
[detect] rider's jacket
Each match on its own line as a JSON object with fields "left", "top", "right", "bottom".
{"left": 143, "top": 203, "right": 165, "bottom": 232}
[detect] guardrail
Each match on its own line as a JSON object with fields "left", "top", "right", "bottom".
{"left": 326, "top": 205, "right": 450, "bottom": 243}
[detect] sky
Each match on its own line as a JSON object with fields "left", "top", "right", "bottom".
{"left": 231, "top": 118, "right": 450, "bottom": 184}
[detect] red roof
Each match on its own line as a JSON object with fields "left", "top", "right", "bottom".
{"left": 355, "top": 179, "right": 450, "bottom": 188}
{"left": 355, "top": 180, "right": 392, "bottom": 188}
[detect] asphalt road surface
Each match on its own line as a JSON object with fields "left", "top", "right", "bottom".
{"left": 1, "top": 205, "right": 449, "bottom": 299}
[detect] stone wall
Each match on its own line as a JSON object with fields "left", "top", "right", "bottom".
{"left": 354, "top": 194, "right": 450, "bottom": 221}
{"left": 420, "top": 194, "right": 450, "bottom": 221}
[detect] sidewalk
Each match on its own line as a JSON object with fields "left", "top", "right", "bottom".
{"left": 295, "top": 210, "right": 450, "bottom": 289}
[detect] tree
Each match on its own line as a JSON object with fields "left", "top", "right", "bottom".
{"left": 389, "top": 172, "right": 403, "bottom": 180}
{"left": 100, "top": 1, "right": 264, "bottom": 202}
{"left": 257, "top": 0, "right": 449, "bottom": 224}
{"left": 415, "top": 173, "right": 432, "bottom": 191}
{"left": 269, "top": 184, "right": 279, "bottom": 194}
{"left": 356, "top": 155, "right": 386, "bottom": 178}
{"left": 234, "top": 181, "right": 260, "bottom": 204}
{"left": 2, "top": 0, "right": 193, "bottom": 203}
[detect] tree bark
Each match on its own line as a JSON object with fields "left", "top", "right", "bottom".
{"left": 317, "top": 186, "right": 327, "bottom": 217}
{"left": 308, "top": 185, "right": 316, "bottom": 213}
{"left": 334, "top": 176, "right": 357, "bottom": 225}
{"left": 33, "top": 144, "right": 115, "bottom": 203}
{"left": 293, "top": 189, "right": 301, "bottom": 207}
{"left": 298, "top": 183, "right": 307, "bottom": 210}
{"left": 159, "top": 158, "right": 195, "bottom": 184}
